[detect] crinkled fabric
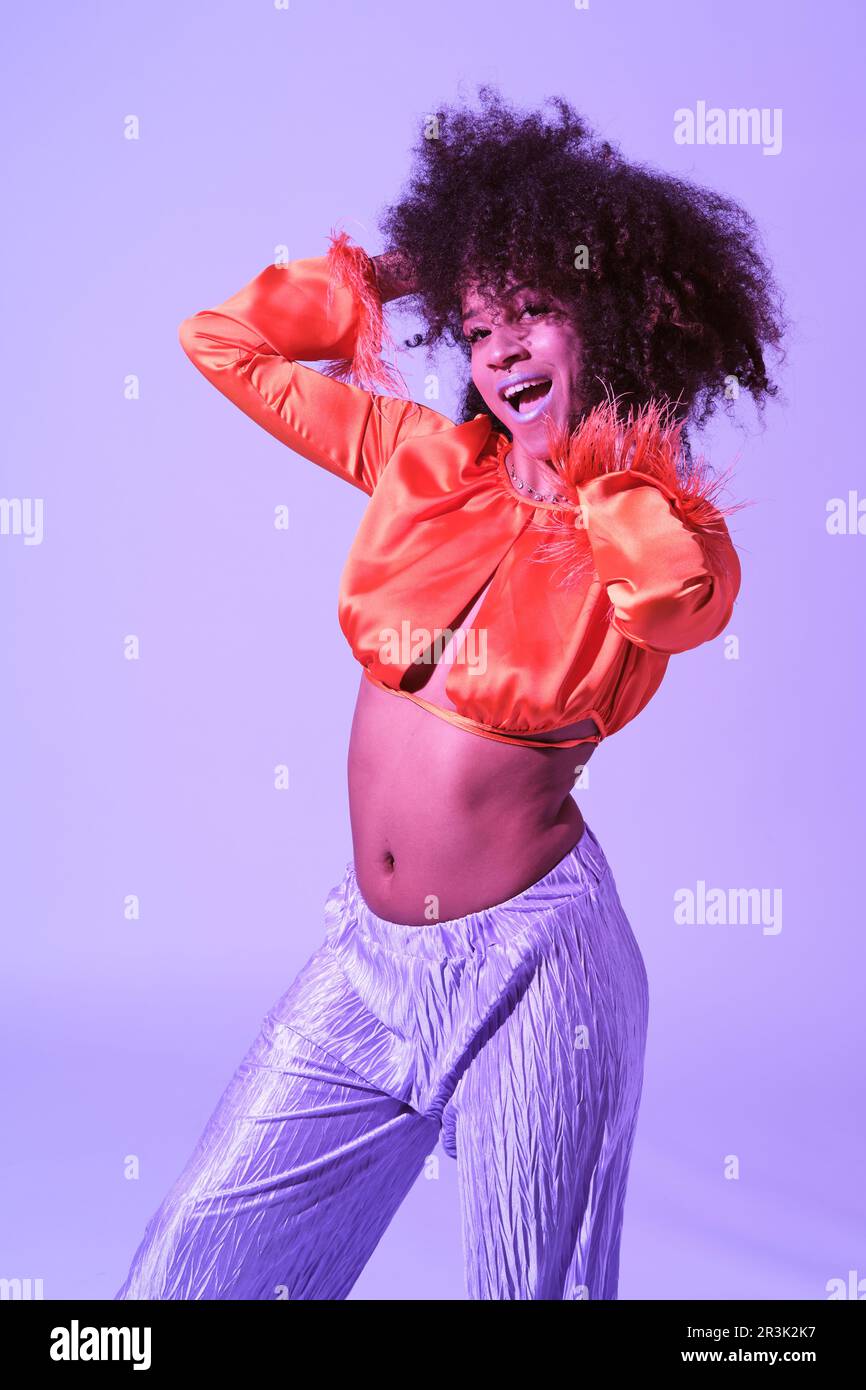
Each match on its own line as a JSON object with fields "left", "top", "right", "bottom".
{"left": 114, "top": 822, "right": 649, "bottom": 1301}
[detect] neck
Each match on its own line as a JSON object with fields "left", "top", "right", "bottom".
{"left": 508, "top": 437, "right": 558, "bottom": 489}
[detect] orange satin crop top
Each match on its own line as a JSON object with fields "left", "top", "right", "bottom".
{"left": 178, "top": 231, "right": 745, "bottom": 751}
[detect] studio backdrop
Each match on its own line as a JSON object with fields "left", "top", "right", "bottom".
{"left": 1, "top": 0, "right": 863, "bottom": 1301}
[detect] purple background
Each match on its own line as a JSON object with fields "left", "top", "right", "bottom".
{"left": 3, "top": 0, "right": 864, "bottom": 1301}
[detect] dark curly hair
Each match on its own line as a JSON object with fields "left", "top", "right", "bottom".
{"left": 378, "top": 84, "right": 787, "bottom": 447}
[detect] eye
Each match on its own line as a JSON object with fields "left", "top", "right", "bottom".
{"left": 463, "top": 300, "right": 554, "bottom": 344}
{"left": 519, "top": 300, "right": 552, "bottom": 319}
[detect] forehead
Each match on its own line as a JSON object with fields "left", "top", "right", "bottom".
{"left": 460, "top": 279, "right": 536, "bottom": 318}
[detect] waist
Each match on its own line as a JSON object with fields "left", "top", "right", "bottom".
{"left": 361, "top": 667, "right": 605, "bottom": 749}
{"left": 345, "top": 820, "right": 612, "bottom": 942}
{"left": 348, "top": 671, "right": 597, "bottom": 922}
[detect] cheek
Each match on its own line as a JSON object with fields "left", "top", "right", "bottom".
{"left": 472, "top": 359, "right": 497, "bottom": 404}
{"left": 541, "top": 327, "right": 583, "bottom": 378}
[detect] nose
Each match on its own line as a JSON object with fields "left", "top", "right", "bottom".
{"left": 485, "top": 324, "right": 531, "bottom": 372}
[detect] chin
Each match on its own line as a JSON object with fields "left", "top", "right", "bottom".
{"left": 514, "top": 411, "right": 563, "bottom": 450}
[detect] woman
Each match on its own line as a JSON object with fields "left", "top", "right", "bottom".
{"left": 114, "top": 88, "right": 784, "bottom": 1300}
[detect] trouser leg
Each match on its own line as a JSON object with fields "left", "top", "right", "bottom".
{"left": 114, "top": 1007, "right": 438, "bottom": 1300}
{"left": 448, "top": 878, "right": 649, "bottom": 1301}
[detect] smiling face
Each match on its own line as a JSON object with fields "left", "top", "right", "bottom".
{"left": 460, "top": 278, "right": 585, "bottom": 455}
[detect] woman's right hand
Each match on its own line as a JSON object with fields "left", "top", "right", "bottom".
{"left": 371, "top": 249, "right": 417, "bottom": 303}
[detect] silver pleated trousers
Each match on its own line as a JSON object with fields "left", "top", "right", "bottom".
{"left": 114, "top": 822, "right": 649, "bottom": 1301}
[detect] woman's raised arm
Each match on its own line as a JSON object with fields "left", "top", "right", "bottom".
{"left": 177, "top": 234, "right": 449, "bottom": 495}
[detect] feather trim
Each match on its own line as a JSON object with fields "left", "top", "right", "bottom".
{"left": 321, "top": 228, "right": 408, "bottom": 396}
{"left": 529, "top": 395, "right": 754, "bottom": 593}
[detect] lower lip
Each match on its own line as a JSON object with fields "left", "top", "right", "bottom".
{"left": 501, "top": 382, "right": 555, "bottom": 423}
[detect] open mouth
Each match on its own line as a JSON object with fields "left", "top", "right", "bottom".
{"left": 499, "top": 376, "right": 553, "bottom": 416}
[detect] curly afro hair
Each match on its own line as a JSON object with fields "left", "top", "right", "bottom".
{"left": 378, "top": 84, "right": 787, "bottom": 446}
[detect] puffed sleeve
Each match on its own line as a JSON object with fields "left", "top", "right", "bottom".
{"left": 576, "top": 468, "right": 742, "bottom": 654}
{"left": 177, "top": 231, "right": 451, "bottom": 496}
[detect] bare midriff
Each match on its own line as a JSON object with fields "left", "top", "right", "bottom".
{"left": 347, "top": 573, "right": 600, "bottom": 926}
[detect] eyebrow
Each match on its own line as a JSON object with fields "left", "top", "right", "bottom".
{"left": 461, "top": 283, "right": 538, "bottom": 323}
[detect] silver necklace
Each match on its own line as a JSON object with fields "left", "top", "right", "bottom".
{"left": 507, "top": 457, "right": 568, "bottom": 506}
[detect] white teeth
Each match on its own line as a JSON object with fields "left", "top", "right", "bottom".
{"left": 502, "top": 377, "right": 550, "bottom": 402}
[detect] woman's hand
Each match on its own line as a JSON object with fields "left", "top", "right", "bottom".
{"left": 371, "top": 249, "right": 417, "bottom": 303}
